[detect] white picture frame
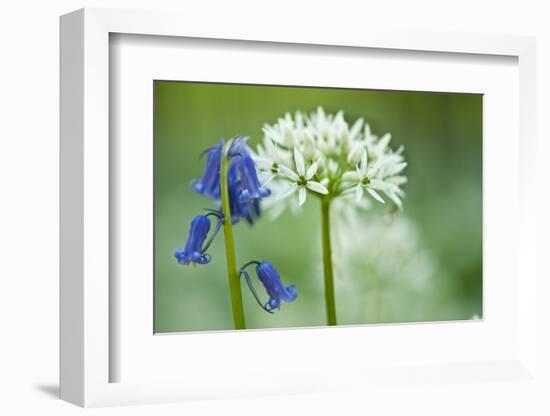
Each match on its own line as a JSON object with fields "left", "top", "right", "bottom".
{"left": 60, "top": 7, "right": 538, "bottom": 407}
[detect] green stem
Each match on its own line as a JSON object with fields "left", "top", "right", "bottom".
{"left": 321, "top": 197, "right": 337, "bottom": 326}
{"left": 220, "top": 143, "right": 246, "bottom": 330}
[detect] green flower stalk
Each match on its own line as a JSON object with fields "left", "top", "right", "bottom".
{"left": 219, "top": 140, "right": 246, "bottom": 329}
{"left": 321, "top": 197, "right": 337, "bottom": 325}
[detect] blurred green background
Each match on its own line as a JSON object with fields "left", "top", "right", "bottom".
{"left": 154, "top": 81, "right": 482, "bottom": 333}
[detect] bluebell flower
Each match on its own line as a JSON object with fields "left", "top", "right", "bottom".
{"left": 190, "top": 141, "right": 223, "bottom": 200}
{"left": 226, "top": 154, "right": 266, "bottom": 225}
{"left": 257, "top": 261, "right": 297, "bottom": 311}
{"left": 175, "top": 214, "right": 222, "bottom": 266}
{"left": 227, "top": 136, "right": 270, "bottom": 204}
{"left": 190, "top": 136, "right": 270, "bottom": 225}
{"left": 239, "top": 260, "right": 297, "bottom": 313}
{"left": 234, "top": 153, "right": 271, "bottom": 204}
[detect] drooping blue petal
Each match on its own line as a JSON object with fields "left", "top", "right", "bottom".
{"left": 174, "top": 215, "right": 215, "bottom": 266}
{"left": 227, "top": 159, "right": 261, "bottom": 225}
{"left": 190, "top": 141, "right": 224, "bottom": 200}
{"left": 234, "top": 153, "right": 271, "bottom": 204}
{"left": 255, "top": 261, "right": 297, "bottom": 311}
{"left": 227, "top": 162, "right": 249, "bottom": 224}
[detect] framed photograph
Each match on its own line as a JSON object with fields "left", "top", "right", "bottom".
{"left": 60, "top": 8, "right": 538, "bottom": 407}
{"left": 153, "top": 81, "right": 483, "bottom": 334}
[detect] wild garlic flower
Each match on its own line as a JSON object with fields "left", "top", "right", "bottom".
{"left": 277, "top": 148, "right": 328, "bottom": 206}
{"left": 253, "top": 107, "right": 407, "bottom": 213}
{"left": 330, "top": 212, "right": 440, "bottom": 323}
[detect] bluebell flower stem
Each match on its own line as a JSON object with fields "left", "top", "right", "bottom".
{"left": 220, "top": 144, "right": 246, "bottom": 330}
{"left": 321, "top": 198, "right": 337, "bottom": 326}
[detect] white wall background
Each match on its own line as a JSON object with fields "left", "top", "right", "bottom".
{"left": 1, "top": 0, "right": 548, "bottom": 415}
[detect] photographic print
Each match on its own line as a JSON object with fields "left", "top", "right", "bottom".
{"left": 154, "top": 81, "right": 482, "bottom": 333}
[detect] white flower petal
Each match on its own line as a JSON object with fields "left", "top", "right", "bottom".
{"left": 334, "top": 110, "right": 345, "bottom": 124}
{"left": 261, "top": 174, "right": 277, "bottom": 187}
{"left": 367, "top": 158, "right": 383, "bottom": 177}
{"left": 276, "top": 184, "right": 299, "bottom": 201}
{"left": 278, "top": 165, "right": 299, "bottom": 181}
{"left": 388, "top": 162, "right": 407, "bottom": 176}
{"left": 377, "top": 133, "right": 392, "bottom": 151}
{"left": 388, "top": 175, "right": 408, "bottom": 186}
{"left": 355, "top": 184, "right": 364, "bottom": 202}
{"left": 339, "top": 187, "right": 356, "bottom": 197}
{"left": 370, "top": 178, "right": 388, "bottom": 191}
{"left": 342, "top": 171, "right": 359, "bottom": 181}
{"left": 316, "top": 107, "right": 326, "bottom": 125}
{"left": 302, "top": 133, "right": 316, "bottom": 160}
{"left": 284, "top": 112, "right": 292, "bottom": 123}
{"left": 253, "top": 156, "right": 276, "bottom": 170}
{"left": 306, "top": 181, "right": 329, "bottom": 195}
{"left": 347, "top": 142, "right": 364, "bottom": 165}
{"left": 371, "top": 179, "right": 400, "bottom": 195}
{"left": 360, "top": 148, "right": 368, "bottom": 176}
{"left": 367, "top": 187, "right": 385, "bottom": 204}
{"left": 364, "top": 123, "right": 371, "bottom": 139}
{"left": 298, "top": 187, "right": 307, "bottom": 206}
{"left": 294, "top": 147, "right": 305, "bottom": 176}
{"left": 386, "top": 192, "right": 403, "bottom": 209}
{"left": 306, "top": 161, "right": 318, "bottom": 179}
{"left": 282, "top": 124, "right": 295, "bottom": 147}
{"left": 263, "top": 126, "right": 284, "bottom": 146}
{"left": 318, "top": 157, "right": 328, "bottom": 174}
{"left": 327, "top": 159, "right": 339, "bottom": 175}
{"left": 350, "top": 118, "right": 364, "bottom": 141}
{"left": 317, "top": 139, "right": 330, "bottom": 154}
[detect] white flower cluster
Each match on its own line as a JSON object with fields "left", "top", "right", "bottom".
{"left": 332, "top": 213, "right": 440, "bottom": 323}
{"left": 252, "top": 107, "right": 408, "bottom": 214}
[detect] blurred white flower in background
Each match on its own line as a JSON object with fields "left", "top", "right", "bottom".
{"left": 330, "top": 207, "right": 442, "bottom": 323}
{"left": 253, "top": 107, "right": 407, "bottom": 216}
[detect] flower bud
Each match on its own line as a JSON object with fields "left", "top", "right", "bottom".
{"left": 281, "top": 123, "right": 295, "bottom": 148}
{"left": 347, "top": 142, "right": 365, "bottom": 165}
{"left": 302, "top": 132, "right": 316, "bottom": 160}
